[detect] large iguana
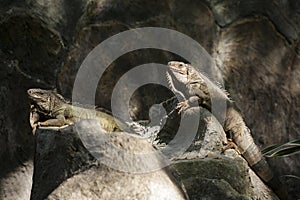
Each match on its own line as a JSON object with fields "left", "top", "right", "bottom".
{"left": 166, "top": 61, "right": 288, "bottom": 199}
{"left": 27, "top": 88, "right": 123, "bottom": 133}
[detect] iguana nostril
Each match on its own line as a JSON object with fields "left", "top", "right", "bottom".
{"left": 168, "top": 61, "right": 175, "bottom": 66}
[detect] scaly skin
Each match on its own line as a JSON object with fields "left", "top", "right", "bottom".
{"left": 167, "top": 61, "right": 288, "bottom": 199}
{"left": 27, "top": 88, "right": 122, "bottom": 132}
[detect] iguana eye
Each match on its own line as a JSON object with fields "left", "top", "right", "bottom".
{"left": 179, "top": 63, "right": 183, "bottom": 67}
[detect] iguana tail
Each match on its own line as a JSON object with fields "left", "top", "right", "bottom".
{"left": 224, "top": 107, "right": 288, "bottom": 200}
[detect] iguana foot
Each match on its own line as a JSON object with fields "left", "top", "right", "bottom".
{"left": 204, "top": 152, "right": 221, "bottom": 159}
{"left": 29, "top": 107, "right": 39, "bottom": 127}
{"left": 176, "top": 100, "right": 190, "bottom": 114}
{"left": 222, "top": 139, "right": 241, "bottom": 154}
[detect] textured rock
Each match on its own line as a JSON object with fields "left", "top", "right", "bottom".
{"left": 153, "top": 105, "right": 279, "bottom": 199}
{"left": 31, "top": 120, "right": 187, "bottom": 200}
{"left": 0, "top": 10, "right": 64, "bottom": 85}
{"left": 216, "top": 17, "right": 292, "bottom": 144}
{"left": 31, "top": 115, "right": 281, "bottom": 200}
{"left": 173, "top": 156, "right": 279, "bottom": 200}
{"left": 0, "top": 51, "right": 34, "bottom": 200}
{"left": 281, "top": 53, "right": 300, "bottom": 199}
{"left": 57, "top": 0, "right": 217, "bottom": 119}
{"left": 155, "top": 105, "right": 227, "bottom": 159}
{"left": 216, "top": 16, "right": 299, "bottom": 199}
{"left": 0, "top": 160, "right": 33, "bottom": 200}
{"left": 208, "top": 0, "right": 300, "bottom": 42}
{"left": 0, "top": 0, "right": 85, "bottom": 42}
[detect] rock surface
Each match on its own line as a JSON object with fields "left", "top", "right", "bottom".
{"left": 156, "top": 106, "right": 280, "bottom": 199}
{"left": 0, "top": 160, "right": 33, "bottom": 200}
{"left": 31, "top": 120, "right": 188, "bottom": 200}
{"left": 31, "top": 117, "right": 280, "bottom": 200}
{"left": 173, "top": 157, "right": 279, "bottom": 200}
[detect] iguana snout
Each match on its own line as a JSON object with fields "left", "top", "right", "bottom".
{"left": 28, "top": 88, "right": 46, "bottom": 100}
{"left": 168, "top": 61, "right": 189, "bottom": 74}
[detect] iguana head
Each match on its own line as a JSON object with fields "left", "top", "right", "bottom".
{"left": 27, "top": 88, "right": 66, "bottom": 115}
{"left": 168, "top": 61, "right": 205, "bottom": 84}
{"left": 168, "top": 61, "right": 208, "bottom": 87}
{"left": 167, "top": 61, "right": 190, "bottom": 85}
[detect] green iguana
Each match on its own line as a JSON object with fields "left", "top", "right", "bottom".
{"left": 166, "top": 61, "right": 288, "bottom": 200}
{"left": 27, "top": 88, "right": 123, "bottom": 133}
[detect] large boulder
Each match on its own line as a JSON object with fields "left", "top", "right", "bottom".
{"left": 31, "top": 120, "right": 188, "bottom": 200}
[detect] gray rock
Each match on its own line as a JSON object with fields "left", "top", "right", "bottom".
{"left": 208, "top": 0, "right": 300, "bottom": 42}
{"left": 0, "top": 160, "right": 33, "bottom": 200}
{"left": 173, "top": 157, "right": 279, "bottom": 200}
{"left": 31, "top": 119, "right": 188, "bottom": 200}
{"left": 154, "top": 106, "right": 280, "bottom": 199}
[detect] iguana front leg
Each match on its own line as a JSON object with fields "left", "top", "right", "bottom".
{"left": 176, "top": 95, "right": 205, "bottom": 114}
{"left": 176, "top": 83, "right": 211, "bottom": 114}
{"left": 176, "top": 100, "right": 189, "bottom": 114}
{"left": 38, "top": 114, "right": 68, "bottom": 127}
{"left": 29, "top": 105, "right": 40, "bottom": 134}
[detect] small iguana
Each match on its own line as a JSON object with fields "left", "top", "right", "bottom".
{"left": 27, "top": 88, "right": 123, "bottom": 133}
{"left": 166, "top": 61, "right": 288, "bottom": 199}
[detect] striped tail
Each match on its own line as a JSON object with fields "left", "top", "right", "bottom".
{"left": 224, "top": 107, "right": 288, "bottom": 200}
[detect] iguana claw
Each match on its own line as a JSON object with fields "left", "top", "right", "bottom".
{"left": 222, "top": 139, "right": 241, "bottom": 154}
{"left": 176, "top": 100, "right": 190, "bottom": 114}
